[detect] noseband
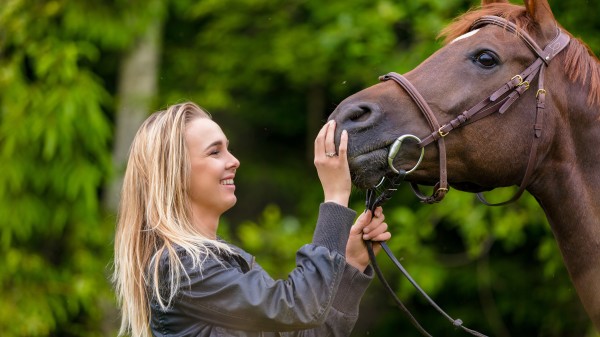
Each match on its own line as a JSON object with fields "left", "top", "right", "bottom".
{"left": 380, "top": 15, "right": 570, "bottom": 205}
{"left": 365, "top": 16, "right": 570, "bottom": 337}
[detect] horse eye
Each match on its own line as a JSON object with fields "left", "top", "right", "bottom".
{"left": 474, "top": 51, "right": 498, "bottom": 68}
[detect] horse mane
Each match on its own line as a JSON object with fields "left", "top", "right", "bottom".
{"left": 438, "top": 3, "right": 600, "bottom": 107}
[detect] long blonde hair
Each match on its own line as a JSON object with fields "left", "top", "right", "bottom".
{"left": 113, "top": 102, "right": 232, "bottom": 337}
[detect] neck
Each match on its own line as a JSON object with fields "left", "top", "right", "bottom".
{"left": 528, "top": 94, "right": 600, "bottom": 329}
{"left": 190, "top": 206, "right": 220, "bottom": 239}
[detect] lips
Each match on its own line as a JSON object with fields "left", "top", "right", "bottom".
{"left": 220, "top": 178, "right": 235, "bottom": 185}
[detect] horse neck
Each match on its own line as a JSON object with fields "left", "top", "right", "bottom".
{"left": 531, "top": 160, "right": 600, "bottom": 329}
{"left": 527, "top": 70, "right": 600, "bottom": 328}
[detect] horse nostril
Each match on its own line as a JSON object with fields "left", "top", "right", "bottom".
{"left": 340, "top": 103, "right": 379, "bottom": 125}
{"left": 349, "top": 105, "right": 371, "bottom": 122}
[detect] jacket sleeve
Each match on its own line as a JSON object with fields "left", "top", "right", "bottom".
{"left": 169, "top": 203, "right": 372, "bottom": 335}
{"left": 279, "top": 263, "right": 374, "bottom": 337}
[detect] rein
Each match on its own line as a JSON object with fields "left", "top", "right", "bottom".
{"left": 365, "top": 136, "right": 487, "bottom": 337}
{"left": 365, "top": 16, "right": 570, "bottom": 336}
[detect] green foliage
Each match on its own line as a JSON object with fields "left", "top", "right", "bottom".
{"left": 0, "top": 0, "right": 160, "bottom": 335}
{"left": 1, "top": 0, "right": 599, "bottom": 336}
{"left": 231, "top": 204, "right": 312, "bottom": 278}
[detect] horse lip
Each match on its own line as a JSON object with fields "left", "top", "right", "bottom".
{"left": 349, "top": 148, "right": 387, "bottom": 162}
{"left": 348, "top": 148, "right": 390, "bottom": 188}
{"left": 348, "top": 150, "right": 388, "bottom": 177}
{"left": 348, "top": 141, "right": 395, "bottom": 162}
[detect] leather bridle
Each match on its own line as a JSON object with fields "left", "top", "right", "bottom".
{"left": 380, "top": 15, "right": 570, "bottom": 205}
{"left": 365, "top": 16, "right": 570, "bottom": 336}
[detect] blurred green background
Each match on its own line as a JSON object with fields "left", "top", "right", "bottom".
{"left": 1, "top": 0, "right": 599, "bottom": 336}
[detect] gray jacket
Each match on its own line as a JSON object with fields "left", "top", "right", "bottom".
{"left": 150, "top": 202, "right": 374, "bottom": 336}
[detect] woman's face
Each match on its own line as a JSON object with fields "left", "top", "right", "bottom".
{"left": 185, "top": 118, "right": 240, "bottom": 219}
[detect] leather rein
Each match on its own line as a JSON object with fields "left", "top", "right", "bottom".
{"left": 365, "top": 16, "right": 570, "bottom": 336}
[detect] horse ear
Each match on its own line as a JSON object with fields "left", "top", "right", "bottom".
{"left": 481, "top": 0, "right": 509, "bottom": 5}
{"left": 523, "top": 0, "right": 558, "bottom": 41}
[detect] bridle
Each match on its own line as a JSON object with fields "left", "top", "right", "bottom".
{"left": 381, "top": 15, "right": 570, "bottom": 205}
{"left": 365, "top": 15, "right": 570, "bottom": 336}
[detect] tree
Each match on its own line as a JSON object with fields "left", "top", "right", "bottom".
{"left": 1, "top": 0, "right": 598, "bottom": 335}
{"left": 103, "top": 7, "right": 164, "bottom": 213}
{"left": 0, "top": 0, "right": 163, "bottom": 335}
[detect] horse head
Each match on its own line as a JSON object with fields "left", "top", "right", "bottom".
{"left": 329, "top": 0, "right": 566, "bottom": 195}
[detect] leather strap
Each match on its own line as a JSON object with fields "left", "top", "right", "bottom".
{"left": 366, "top": 176, "right": 488, "bottom": 336}
{"left": 380, "top": 16, "right": 570, "bottom": 205}
{"left": 378, "top": 73, "right": 449, "bottom": 203}
{"left": 470, "top": 16, "right": 570, "bottom": 65}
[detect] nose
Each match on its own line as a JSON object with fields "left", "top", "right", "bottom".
{"left": 330, "top": 101, "right": 382, "bottom": 141}
{"left": 228, "top": 152, "right": 240, "bottom": 170}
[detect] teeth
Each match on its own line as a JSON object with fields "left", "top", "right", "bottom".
{"left": 221, "top": 179, "right": 234, "bottom": 185}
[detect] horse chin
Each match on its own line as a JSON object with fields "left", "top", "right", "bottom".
{"left": 348, "top": 149, "right": 389, "bottom": 189}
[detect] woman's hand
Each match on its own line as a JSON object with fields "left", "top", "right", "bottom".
{"left": 314, "top": 120, "right": 351, "bottom": 207}
{"left": 346, "top": 207, "right": 391, "bottom": 272}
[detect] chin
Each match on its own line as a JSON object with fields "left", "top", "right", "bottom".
{"left": 225, "top": 197, "right": 237, "bottom": 209}
{"left": 228, "top": 197, "right": 239, "bottom": 210}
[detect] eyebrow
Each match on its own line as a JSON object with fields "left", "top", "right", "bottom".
{"left": 204, "top": 139, "right": 229, "bottom": 151}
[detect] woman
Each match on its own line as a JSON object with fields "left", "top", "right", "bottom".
{"left": 113, "top": 102, "right": 391, "bottom": 337}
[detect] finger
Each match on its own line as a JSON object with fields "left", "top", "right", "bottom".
{"left": 314, "top": 121, "right": 331, "bottom": 159}
{"left": 338, "top": 130, "right": 348, "bottom": 161}
{"left": 374, "top": 206, "right": 383, "bottom": 219}
{"left": 350, "top": 210, "right": 372, "bottom": 235}
{"left": 368, "top": 230, "right": 392, "bottom": 242}
{"left": 362, "top": 207, "right": 385, "bottom": 234}
{"left": 363, "top": 222, "right": 388, "bottom": 240}
{"left": 325, "top": 120, "right": 336, "bottom": 155}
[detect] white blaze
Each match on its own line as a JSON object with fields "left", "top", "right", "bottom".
{"left": 450, "top": 29, "right": 481, "bottom": 44}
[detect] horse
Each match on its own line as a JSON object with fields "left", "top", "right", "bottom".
{"left": 328, "top": 0, "right": 600, "bottom": 331}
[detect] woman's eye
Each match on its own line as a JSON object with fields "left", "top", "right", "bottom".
{"left": 473, "top": 51, "right": 498, "bottom": 68}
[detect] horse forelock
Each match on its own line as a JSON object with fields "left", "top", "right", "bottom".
{"left": 438, "top": 3, "right": 600, "bottom": 108}
{"left": 438, "top": 3, "right": 528, "bottom": 45}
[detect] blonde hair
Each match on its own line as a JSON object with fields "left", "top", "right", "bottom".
{"left": 113, "top": 102, "right": 233, "bottom": 337}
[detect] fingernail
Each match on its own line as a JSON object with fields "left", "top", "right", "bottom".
{"left": 363, "top": 234, "right": 370, "bottom": 240}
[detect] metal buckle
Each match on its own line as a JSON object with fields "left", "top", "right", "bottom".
{"left": 434, "top": 187, "right": 449, "bottom": 198}
{"left": 438, "top": 126, "right": 449, "bottom": 138}
{"left": 536, "top": 88, "right": 547, "bottom": 97}
{"left": 511, "top": 75, "right": 524, "bottom": 86}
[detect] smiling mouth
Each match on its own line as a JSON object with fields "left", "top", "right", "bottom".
{"left": 220, "top": 179, "right": 235, "bottom": 185}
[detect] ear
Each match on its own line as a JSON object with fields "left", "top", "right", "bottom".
{"left": 523, "top": 0, "right": 558, "bottom": 42}
{"left": 481, "top": 0, "right": 509, "bottom": 5}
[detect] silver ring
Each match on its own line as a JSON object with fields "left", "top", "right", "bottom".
{"left": 325, "top": 152, "right": 336, "bottom": 158}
